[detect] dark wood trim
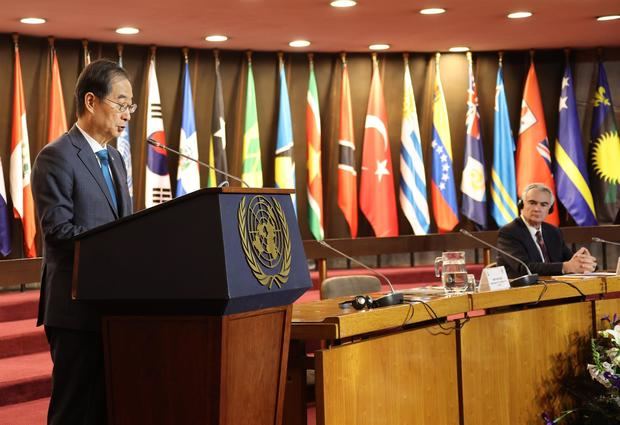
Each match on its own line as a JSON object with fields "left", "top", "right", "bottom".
{"left": 0, "top": 257, "right": 42, "bottom": 287}
{"left": 302, "top": 225, "right": 620, "bottom": 260}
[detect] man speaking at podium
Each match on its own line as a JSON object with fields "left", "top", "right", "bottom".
{"left": 497, "top": 182, "right": 597, "bottom": 278}
{"left": 31, "top": 59, "right": 134, "bottom": 425}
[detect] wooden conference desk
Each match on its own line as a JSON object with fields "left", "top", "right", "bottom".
{"left": 284, "top": 277, "right": 620, "bottom": 425}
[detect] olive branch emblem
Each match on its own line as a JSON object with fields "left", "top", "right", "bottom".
{"left": 238, "top": 196, "right": 291, "bottom": 289}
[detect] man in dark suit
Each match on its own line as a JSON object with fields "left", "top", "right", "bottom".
{"left": 497, "top": 182, "right": 597, "bottom": 278}
{"left": 31, "top": 59, "right": 134, "bottom": 425}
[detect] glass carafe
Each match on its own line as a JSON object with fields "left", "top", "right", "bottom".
{"left": 434, "top": 251, "right": 468, "bottom": 293}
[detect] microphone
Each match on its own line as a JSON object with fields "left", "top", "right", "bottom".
{"left": 592, "top": 237, "right": 620, "bottom": 247}
{"left": 317, "top": 240, "right": 404, "bottom": 307}
{"left": 459, "top": 229, "right": 539, "bottom": 287}
{"left": 146, "top": 138, "right": 250, "bottom": 188}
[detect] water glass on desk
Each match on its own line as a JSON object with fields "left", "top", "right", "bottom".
{"left": 434, "top": 251, "right": 468, "bottom": 293}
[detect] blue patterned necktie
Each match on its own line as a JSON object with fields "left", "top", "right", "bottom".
{"left": 95, "top": 149, "right": 118, "bottom": 212}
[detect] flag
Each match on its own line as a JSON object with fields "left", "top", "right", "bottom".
{"left": 306, "top": 56, "right": 324, "bottom": 240}
{"left": 337, "top": 56, "right": 358, "bottom": 238}
{"left": 359, "top": 54, "right": 398, "bottom": 237}
{"left": 274, "top": 55, "right": 296, "bottom": 211}
{"left": 208, "top": 53, "right": 228, "bottom": 187}
{"left": 516, "top": 60, "right": 560, "bottom": 225}
{"left": 461, "top": 52, "right": 487, "bottom": 229}
{"left": 490, "top": 59, "right": 518, "bottom": 227}
{"left": 10, "top": 43, "right": 37, "bottom": 257}
{"left": 589, "top": 61, "right": 620, "bottom": 223}
{"left": 554, "top": 62, "right": 597, "bottom": 226}
{"left": 0, "top": 157, "right": 10, "bottom": 257}
{"left": 82, "top": 40, "right": 91, "bottom": 67}
{"left": 145, "top": 52, "right": 172, "bottom": 208}
{"left": 116, "top": 53, "right": 133, "bottom": 203}
{"left": 48, "top": 43, "right": 68, "bottom": 143}
{"left": 430, "top": 53, "right": 458, "bottom": 233}
{"left": 241, "top": 55, "right": 263, "bottom": 187}
{"left": 399, "top": 55, "right": 430, "bottom": 235}
{"left": 176, "top": 61, "right": 200, "bottom": 196}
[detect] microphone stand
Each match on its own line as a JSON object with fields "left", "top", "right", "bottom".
{"left": 459, "top": 229, "right": 539, "bottom": 287}
{"left": 147, "top": 138, "right": 250, "bottom": 188}
{"left": 592, "top": 237, "right": 620, "bottom": 247}
{"left": 317, "top": 240, "right": 404, "bottom": 307}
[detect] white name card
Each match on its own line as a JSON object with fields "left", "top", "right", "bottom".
{"left": 479, "top": 266, "right": 511, "bottom": 291}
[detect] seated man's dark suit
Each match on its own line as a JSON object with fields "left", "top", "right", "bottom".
{"left": 31, "top": 125, "right": 132, "bottom": 424}
{"left": 497, "top": 217, "right": 572, "bottom": 278}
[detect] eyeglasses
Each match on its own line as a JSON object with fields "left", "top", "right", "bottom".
{"left": 104, "top": 98, "right": 138, "bottom": 114}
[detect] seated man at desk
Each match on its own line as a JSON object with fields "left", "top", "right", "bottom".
{"left": 497, "top": 182, "right": 597, "bottom": 277}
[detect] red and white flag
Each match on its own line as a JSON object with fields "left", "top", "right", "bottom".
{"left": 48, "top": 42, "right": 68, "bottom": 144}
{"left": 359, "top": 55, "right": 398, "bottom": 237}
{"left": 516, "top": 61, "right": 560, "bottom": 225}
{"left": 10, "top": 43, "right": 37, "bottom": 257}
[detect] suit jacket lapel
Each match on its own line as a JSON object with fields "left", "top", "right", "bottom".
{"left": 517, "top": 218, "right": 544, "bottom": 262}
{"left": 70, "top": 126, "right": 120, "bottom": 219}
{"left": 108, "top": 150, "right": 132, "bottom": 217}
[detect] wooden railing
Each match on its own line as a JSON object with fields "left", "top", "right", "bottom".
{"left": 1, "top": 226, "right": 619, "bottom": 289}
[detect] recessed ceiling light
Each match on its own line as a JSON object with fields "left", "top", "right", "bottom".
{"left": 115, "top": 27, "right": 140, "bottom": 35}
{"left": 205, "top": 35, "right": 228, "bottom": 42}
{"left": 330, "top": 0, "right": 357, "bottom": 7}
{"left": 289, "top": 40, "right": 311, "bottom": 47}
{"left": 597, "top": 14, "right": 620, "bottom": 21}
{"left": 419, "top": 8, "right": 446, "bottom": 15}
{"left": 369, "top": 43, "right": 390, "bottom": 51}
{"left": 20, "top": 17, "right": 46, "bottom": 25}
{"left": 449, "top": 46, "right": 470, "bottom": 52}
{"left": 507, "top": 11, "right": 533, "bottom": 19}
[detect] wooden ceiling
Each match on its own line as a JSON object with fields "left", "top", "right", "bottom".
{"left": 1, "top": 0, "right": 618, "bottom": 52}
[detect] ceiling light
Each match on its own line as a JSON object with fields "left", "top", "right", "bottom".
{"left": 289, "top": 40, "right": 311, "bottom": 47}
{"left": 330, "top": 0, "right": 357, "bottom": 7}
{"left": 597, "top": 14, "right": 620, "bottom": 21}
{"left": 507, "top": 11, "right": 533, "bottom": 19}
{"left": 449, "top": 46, "right": 469, "bottom": 52}
{"left": 205, "top": 35, "right": 228, "bottom": 42}
{"left": 369, "top": 44, "right": 390, "bottom": 50}
{"left": 419, "top": 8, "right": 446, "bottom": 15}
{"left": 116, "top": 27, "right": 140, "bottom": 35}
{"left": 20, "top": 17, "right": 46, "bottom": 24}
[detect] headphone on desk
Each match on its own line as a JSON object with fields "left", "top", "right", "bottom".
{"left": 517, "top": 183, "right": 555, "bottom": 214}
{"left": 339, "top": 293, "right": 402, "bottom": 310}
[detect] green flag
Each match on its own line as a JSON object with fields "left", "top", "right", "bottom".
{"left": 241, "top": 57, "right": 263, "bottom": 187}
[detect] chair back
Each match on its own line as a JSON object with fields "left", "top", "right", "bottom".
{"left": 320, "top": 275, "right": 381, "bottom": 300}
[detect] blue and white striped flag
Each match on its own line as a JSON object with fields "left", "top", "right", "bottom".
{"left": 461, "top": 52, "right": 487, "bottom": 229}
{"left": 399, "top": 57, "right": 429, "bottom": 235}
{"left": 0, "top": 156, "right": 10, "bottom": 256}
{"left": 176, "top": 61, "right": 200, "bottom": 196}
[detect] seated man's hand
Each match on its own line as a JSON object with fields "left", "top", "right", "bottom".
{"left": 563, "top": 247, "right": 597, "bottom": 274}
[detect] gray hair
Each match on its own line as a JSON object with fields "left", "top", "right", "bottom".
{"left": 521, "top": 182, "right": 555, "bottom": 206}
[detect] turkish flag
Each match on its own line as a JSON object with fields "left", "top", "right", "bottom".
{"left": 359, "top": 56, "right": 398, "bottom": 237}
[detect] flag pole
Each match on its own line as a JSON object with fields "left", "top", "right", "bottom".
{"left": 117, "top": 44, "right": 124, "bottom": 63}
{"left": 498, "top": 51, "right": 503, "bottom": 68}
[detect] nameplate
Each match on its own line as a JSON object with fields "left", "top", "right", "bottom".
{"left": 479, "top": 266, "right": 511, "bottom": 291}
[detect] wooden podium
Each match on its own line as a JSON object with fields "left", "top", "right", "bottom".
{"left": 72, "top": 187, "right": 311, "bottom": 425}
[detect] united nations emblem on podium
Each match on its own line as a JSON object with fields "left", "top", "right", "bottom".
{"left": 238, "top": 195, "right": 291, "bottom": 289}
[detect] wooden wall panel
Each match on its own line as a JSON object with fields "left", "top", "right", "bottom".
{"left": 460, "top": 302, "right": 593, "bottom": 425}
{"left": 315, "top": 326, "right": 459, "bottom": 425}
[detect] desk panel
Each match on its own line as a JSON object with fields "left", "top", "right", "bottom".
{"left": 461, "top": 302, "right": 592, "bottom": 425}
{"left": 316, "top": 326, "right": 458, "bottom": 425}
